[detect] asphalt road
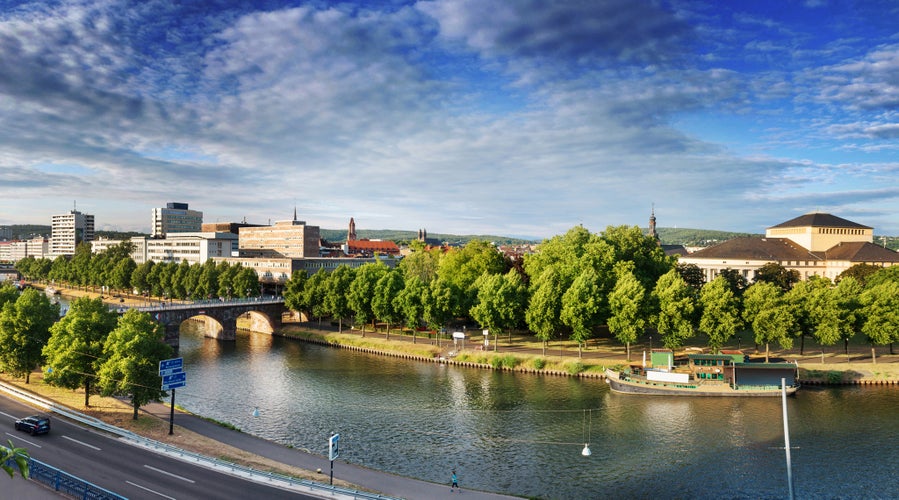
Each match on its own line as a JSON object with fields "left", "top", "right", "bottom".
{"left": 0, "top": 394, "right": 320, "bottom": 500}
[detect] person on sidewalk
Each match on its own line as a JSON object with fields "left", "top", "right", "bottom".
{"left": 451, "top": 469, "right": 459, "bottom": 492}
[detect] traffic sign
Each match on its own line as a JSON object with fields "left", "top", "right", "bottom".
{"left": 159, "top": 357, "right": 183, "bottom": 377}
{"left": 329, "top": 433, "right": 340, "bottom": 461}
{"left": 162, "top": 371, "right": 187, "bottom": 390}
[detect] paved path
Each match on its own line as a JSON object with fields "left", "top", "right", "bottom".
{"left": 140, "top": 401, "right": 519, "bottom": 500}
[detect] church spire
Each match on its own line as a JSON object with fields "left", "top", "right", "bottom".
{"left": 649, "top": 204, "right": 659, "bottom": 242}
{"left": 348, "top": 217, "right": 357, "bottom": 242}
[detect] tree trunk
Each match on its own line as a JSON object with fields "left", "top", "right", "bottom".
{"left": 871, "top": 347, "right": 876, "bottom": 364}
{"left": 494, "top": 332, "right": 498, "bottom": 352}
{"left": 133, "top": 400, "right": 139, "bottom": 420}
{"left": 84, "top": 380, "right": 91, "bottom": 407}
{"left": 800, "top": 334, "right": 805, "bottom": 355}
{"left": 338, "top": 318, "right": 343, "bottom": 333}
{"left": 821, "top": 349, "right": 825, "bottom": 363}
{"left": 578, "top": 342, "right": 582, "bottom": 358}
{"left": 412, "top": 330, "right": 416, "bottom": 344}
{"left": 765, "top": 343, "right": 770, "bottom": 363}
{"left": 542, "top": 340, "right": 546, "bottom": 356}
{"left": 626, "top": 342, "right": 631, "bottom": 362}
{"left": 385, "top": 323, "right": 390, "bottom": 340}
{"left": 25, "top": 371, "right": 30, "bottom": 384}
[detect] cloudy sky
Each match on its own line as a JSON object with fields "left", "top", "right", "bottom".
{"left": 2, "top": 0, "right": 898, "bottom": 239}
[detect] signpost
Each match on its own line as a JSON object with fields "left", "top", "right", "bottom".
{"left": 328, "top": 433, "right": 340, "bottom": 485}
{"left": 159, "top": 357, "right": 185, "bottom": 435}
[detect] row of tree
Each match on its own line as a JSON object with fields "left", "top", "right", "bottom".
{"left": 0, "top": 287, "right": 171, "bottom": 418}
{"left": 283, "top": 226, "right": 899, "bottom": 360}
{"left": 15, "top": 242, "right": 260, "bottom": 300}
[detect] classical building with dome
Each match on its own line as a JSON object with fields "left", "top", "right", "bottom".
{"left": 677, "top": 212, "right": 899, "bottom": 283}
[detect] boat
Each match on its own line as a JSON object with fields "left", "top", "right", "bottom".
{"left": 605, "top": 350, "right": 799, "bottom": 397}
{"left": 44, "top": 286, "right": 60, "bottom": 296}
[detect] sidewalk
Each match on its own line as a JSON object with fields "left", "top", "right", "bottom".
{"left": 140, "top": 401, "right": 519, "bottom": 500}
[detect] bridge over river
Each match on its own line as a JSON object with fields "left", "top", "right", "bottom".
{"left": 125, "top": 297, "right": 288, "bottom": 347}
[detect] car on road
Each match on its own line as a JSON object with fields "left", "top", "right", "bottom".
{"left": 14, "top": 415, "right": 50, "bottom": 435}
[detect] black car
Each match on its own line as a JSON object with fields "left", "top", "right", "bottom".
{"left": 14, "top": 415, "right": 51, "bottom": 435}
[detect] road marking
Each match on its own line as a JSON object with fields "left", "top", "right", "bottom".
{"left": 62, "top": 435, "right": 101, "bottom": 450}
{"left": 0, "top": 411, "right": 18, "bottom": 420}
{"left": 4, "top": 432, "right": 41, "bottom": 448}
{"left": 126, "top": 480, "right": 177, "bottom": 499}
{"left": 144, "top": 464, "right": 196, "bottom": 483}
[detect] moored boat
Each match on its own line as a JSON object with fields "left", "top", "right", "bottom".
{"left": 605, "top": 351, "right": 799, "bottom": 397}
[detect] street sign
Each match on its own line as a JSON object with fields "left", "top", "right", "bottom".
{"left": 329, "top": 433, "right": 340, "bottom": 461}
{"left": 162, "top": 371, "right": 186, "bottom": 390}
{"left": 159, "top": 357, "right": 183, "bottom": 377}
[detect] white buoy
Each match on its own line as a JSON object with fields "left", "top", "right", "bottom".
{"left": 581, "top": 444, "right": 591, "bottom": 456}
{"left": 252, "top": 406, "right": 260, "bottom": 417}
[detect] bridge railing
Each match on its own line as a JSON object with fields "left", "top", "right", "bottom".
{"left": 113, "top": 296, "right": 285, "bottom": 313}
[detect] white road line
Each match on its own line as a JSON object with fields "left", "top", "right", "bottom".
{"left": 0, "top": 411, "right": 18, "bottom": 419}
{"left": 4, "top": 432, "right": 41, "bottom": 449}
{"left": 126, "top": 480, "right": 177, "bottom": 499}
{"left": 61, "top": 435, "right": 101, "bottom": 450}
{"left": 144, "top": 464, "right": 196, "bottom": 483}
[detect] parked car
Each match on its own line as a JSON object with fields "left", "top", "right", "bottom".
{"left": 14, "top": 415, "right": 50, "bottom": 435}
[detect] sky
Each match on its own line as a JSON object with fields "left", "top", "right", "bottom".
{"left": 1, "top": 0, "right": 898, "bottom": 240}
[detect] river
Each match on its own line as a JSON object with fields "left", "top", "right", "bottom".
{"left": 163, "top": 322, "right": 899, "bottom": 500}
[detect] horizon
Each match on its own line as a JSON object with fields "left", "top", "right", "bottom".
{"left": 2, "top": 1, "right": 898, "bottom": 237}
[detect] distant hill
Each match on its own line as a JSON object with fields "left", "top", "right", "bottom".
{"left": 4, "top": 224, "right": 51, "bottom": 239}
{"left": 654, "top": 227, "right": 761, "bottom": 247}
{"left": 319, "top": 229, "right": 536, "bottom": 246}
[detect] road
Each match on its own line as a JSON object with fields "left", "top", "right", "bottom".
{"left": 0, "top": 395, "right": 319, "bottom": 500}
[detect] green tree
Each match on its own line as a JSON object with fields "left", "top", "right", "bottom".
{"left": 837, "top": 263, "right": 882, "bottom": 287}
{"left": 0, "top": 283, "right": 18, "bottom": 309}
{"left": 372, "top": 269, "right": 405, "bottom": 338}
{"left": 601, "top": 225, "right": 674, "bottom": 290}
{"left": 651, "top": 269, "right": 696, "bottom": 350}
{"left": 0, "top": 289, "right": 59, "bottom": 383}
{"left": 423, "top": 277, "right": 458, "bottom": 336}
{"left": 304, "top": 269, "right": 330, "bottom": 325}
{"left": 812, "top": 277, "right": 862, "bottom": 360}
{"left": 698, "top": 276, "right": 742, "bottom": 352}
{"left": 742, "top": 282, "right": 796, "bottom": 361}
{"left": 397, "top": 275, "right": 427, "bottom": 343}
{"left": 607, "top": 266, "right": 646, "bottom": 361}
{"left": 437, "top": 240, "right": 506, "bottom": 319}
{"left": 43, "top": 297, "right": 118, "bottom": 407}
{"left": 283, "top": 270, "right": 308, "bottom": 315}
{"left": 676, "top": 263, "right": 705, "bottom": 292}
{"left": 786, "top": 276, "right": 831, "bottom": 355}
{"left": 526, "top": 267, "right": 565, "bottom": 356}
{"left": 348, "top": 262, "right": 388, "bottom": 334}
{"left": 399, "top": 246, "right": 441, "bottom": 284}
{"left": 97, "top": 310, "right": 173, "bottom": 420}
{"left": 131, "top": 261, "right": 154, "bottom": 296}
{"left": 560, "top": 269, "right": 604, "bottom": 356}
{"left": 324, "top": 265, "right": 355, "bottom": 332}
{"left": 1, "top": 440, "right": 29, "bottom": 479}
{"left": 195, "top": 259, "right": 219, "bottom": 299}
{"left": 754, "top": 262, "right": 800, "bottom": 292}
{"left": 860, "top": 281, "right": 899, "bottom": 361}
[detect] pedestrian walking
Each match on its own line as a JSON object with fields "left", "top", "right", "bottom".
{"left": 451, "top": 469, "right": 459, "bottom": 492}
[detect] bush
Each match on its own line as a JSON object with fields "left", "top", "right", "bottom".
{"left": 566, "top": 362, "right": 586, "bottom": 375}
{"left": 827, "top": 371, "right": 843, "bottom": 384}
{"left": 532, "top": 358, "right": 546, "bottom": 370}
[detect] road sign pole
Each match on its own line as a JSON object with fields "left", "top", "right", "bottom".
{"left": 169, "top": 388, "right": 175, "bottom": 435}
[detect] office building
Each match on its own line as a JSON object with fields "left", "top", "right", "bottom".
{"left": 51, "top": 210, "right": 94, "bottom": 256}
{"left": 151, "top": 202, "right": 203, "bottom": 238}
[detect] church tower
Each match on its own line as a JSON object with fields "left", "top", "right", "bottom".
{"left": 648, "top": 205, "right": 659, "bottom": 242}
{"left": 348, "top": 217, "right": 357, "bottom": 242}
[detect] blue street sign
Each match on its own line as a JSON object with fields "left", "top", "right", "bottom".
{"left": 163, "top": 380, "right": 186, "bottom": 390}
{"left": 329, "top": 433, "right": 340, "bottom": 461}
{"left": 163, "top": 372, "right": 186, "bottom": 385}
{"left": 159, "top": 357, "right": 183, "bottom": 377}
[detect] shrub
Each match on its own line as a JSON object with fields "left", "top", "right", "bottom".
{"left": 566, "top": 362, "right": 586, "bottom": 375}
{"left": 532, "top": 358, "right": 546, "bottom": 370}
{"left": 827, "top": 371, "right": 843, "bottom": 384}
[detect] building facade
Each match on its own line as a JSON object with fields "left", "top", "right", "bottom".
{"left": 238, "top": 219, "right": 320, "bottom": 259}
{"left": 151, "top": 202, "right": 203, "bottom": 238}
{"left": 679, "top": 212, "right": 899, "bottom": 282}
{"left": 51, "top": 210, "right": 94, "bottom": 256}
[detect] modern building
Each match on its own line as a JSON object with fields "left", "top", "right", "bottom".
{"left": 51, "top": 209, "right": 94, "bottom": 256}
{"left": 151, "top": 202, "right": 203, "bottom": 238}
{"left": 238, "top": 219, "right": 320, "bottom": 259}
{"left": 678, "top": 212, "right": 899, "bottom": 282}
{"left": 91, "top": 233, "right": 237, "bottom": 265}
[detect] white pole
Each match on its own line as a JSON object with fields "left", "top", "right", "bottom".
{"left": 782, "top": 378, "right": 794, "bottom": 500}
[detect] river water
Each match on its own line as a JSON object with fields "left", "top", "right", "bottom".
{"left": 163, "top": 322, "right": 899, "bottom": 500}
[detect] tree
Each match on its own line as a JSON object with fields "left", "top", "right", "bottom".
{"left": 372, "top": 269, "right": 405, "bottom": 338}
{"left": 0, "top": 289, "right": 59, "bottom": 383}
{"left": 397, "top": 275, "right": 426, "bottom": 343}
{"left": 742, "top": 282, "right": 796, "bottom": 362}
{"left": 716, "top": 268, "right": 748, "bottom": 298}
{"left": 607, "top": 266, "right": 646, "bottom": 361}
{"left": 698, "top": 276, "right": 742, "bottom": 352}
{"left": 0, "top": 283, "right": 18, "bottom": 309}
{"left": 424, "top": 277, "right": 458, "bottom": 336}
{"left": 97, "top": 310, "right": 173, "bottom": 419}
{"left": 786, "top": 276, "right": 831, "bottom": 355}
{"left": 676, "top": 263, "right": 705, "bottom": 292}
{"left": 348, "top": 262, "right": 388, "bottom": 334}
{"left": 324, "top": 265, "right": 355, "bottom": 332}
{"left": 526, "top": 267, "right": 565, "bottom": 356}
{"left": 651, "top": 269, "right": 696, "bottom": 351}
{"left": 812, "top": 277, "right": 862, "bottom": 361}
{"left": 303, "top": 269, "right": 330, "bottom": 324}
{"left": 399, "top": 246, "right": 441, "bottom": 284}
{"left": 560, "top": 269, "right": 604, "bottom": 356}
{"left": 601, "top": 225, "right": 674, "bottom": 290}
{"left": 860, "top": 281, "right": 899, "bottom": 361}
{"left": 837, "top": 263, "right": 882, "bottom": 287}
{"left": 754, "top": 262, "right": 800, "bottom": 292}
{"left": 283, "top": 270, "right": 308, "bottom": 315}
{"left": 470, "top": 270, "right": 527, "bottom": 351}
{"left": 437, "top": 240, "right": 506, "bottom": 319}
{"left": 1, "top": 440, "right": 29, "bottom": 479}
{"left": 43, "top": 297, "right": 118, "bottom": 407}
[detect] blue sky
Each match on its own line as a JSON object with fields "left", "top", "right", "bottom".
{"left": 1, "top": 0, "right": 898, "bottom": 239}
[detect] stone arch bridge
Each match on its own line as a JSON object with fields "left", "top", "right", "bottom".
{"left": 129, "top": 298, "right": 287, "bottom": 348}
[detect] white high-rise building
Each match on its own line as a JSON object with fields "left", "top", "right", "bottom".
{"left": 51, "top": 210, "right": 94, "bottom": 256}
{"left": 151, "top": 202, "right": 203, "bottom": 238}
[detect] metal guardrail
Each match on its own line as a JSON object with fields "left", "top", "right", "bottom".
{"left": 0, "top": 451, "right": 127, "bottom": 500}
{"left": 0, "top": 382, "right": 396, "bottom": 500}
